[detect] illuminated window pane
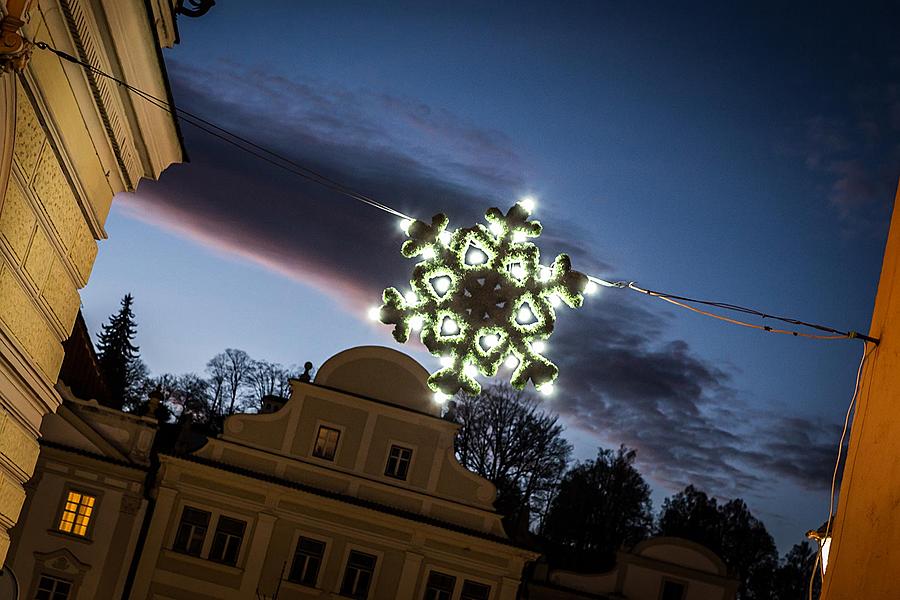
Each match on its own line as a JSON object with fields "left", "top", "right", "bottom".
{"left": 313, "top": 426, "right": 340, "bottom": 461}
{"left": 57, "top": 491, "right": 95, "bottom": 537}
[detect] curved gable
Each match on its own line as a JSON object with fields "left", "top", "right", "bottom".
{"left": 315, "top": 346, "right": 437, "bottom": 415}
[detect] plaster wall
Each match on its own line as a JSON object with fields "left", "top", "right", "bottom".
{"left": 821, "top": 183, "right": 900, "bottom": 597}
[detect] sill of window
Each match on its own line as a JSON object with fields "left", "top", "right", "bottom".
{"left": 279, "top": 580, "right": 326, "bottom": 596}
{"left": 162, "top": 549, "right": 244, "bottom": 574}
{"left": 47, "top": 529, "right": 93, "bottom": 544}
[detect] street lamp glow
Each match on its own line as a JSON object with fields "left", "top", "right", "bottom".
{"left": 538, "top": 266, "right": 552, "bottom": 282}
{"left": 441, "top": 317, "right": 459, "bottom": 336}
{"left": 585, "top": 280, "right": 598, "bottom": 295}
{"left": 538, "top": 382, "right": 554, "bottom": 396}
{"left": 504, "top": 355, "right": 519, "bottom": 369}
{"left": 433, "top": 391, "right": 450, "bottom": 403}
{"left": 404, "top": 291, "right": 418, "bottom": 305}
{"left": 367, "top": 306, "right": 382, "bottom": 321}
{"left": 532, "top": 340, "right": 547, "bottom": 353}
{"left": 421, "top": 246, "right": 436, "bottom": 260}
{"left": 432, "top": 276, "right": 452, "bottom": 295}
{"left": 482, "top": 334, "right": 500, "bottom": 349}
{"left": 518, "top": 196, "right": 536, "bottom": 213}
{"left": 399, "top": 218, "right": 413, "bottom": 234}
{"left": 438, "top": 230, "right": 452, "bottom": 246}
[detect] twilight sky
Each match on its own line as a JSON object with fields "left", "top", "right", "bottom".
{"left": 80, "top": 1, "right": 899, "bottom": 550}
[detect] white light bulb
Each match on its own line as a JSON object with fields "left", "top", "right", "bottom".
{"left": 400, "top": 218, "right": 414, "bottom": 234}
{"left": 482, "top": 334, "right": 500, "bottom": 348}
{"left": 433, "top": 391, "right": 450, "bottom": 404}
{"left": 504, "top": 355, "right": 519, "bottom": 369}
{"left": 510, "top": 264, "right": 526, "bottom": 280}
{"left": 409, "top": 315, "right": 424, "bottom": 330}
{"left": 441, "top": 317, "right": 459, "bottom": 336}
{"left": 440, "top": 355, "right": 454, "bottom": 368}
{"left": 489, "top": 222, "right": 504, "bottom": 237}
{"left": 433, "top": 276, "right": 452, "bottom": 295}
{"left": 512, "top": 231, "right": 527, "bottom": 244}
{"left": 404, "top": 291, "right": 418, "bottom": 305}
{"left": 517, "top": 305, "right": 536, "bottom": 324}
{"left": 465, "top": 247, "right": 487, "bottom": 265}
{"left": 518, "top": 197, "right": 536, "bottom": 213}
{"left": 532, "top": 340, "right": 547, "bottom": 353}
{"left": 463, "top": 363, "right": 478, "bottom": 378}
{"left": 585, "top": 280, "right": 598, "bottom": 295}
{"left": 549, "top": 294, "right": 561, "bottom": 308}
{"left": 438, "top": 230, "right": 452, "bottom": 246}
{"left": 421, "top": 246, "right": 436, "bottom": 260}
{"left": 367, "top": 306, "right": 382, "bottom": 321}
{"left": 538, "top": 266, "right": 552, "bottom": 282}
{"left": 538, "top": 382, "right": 554, "bottom": 396}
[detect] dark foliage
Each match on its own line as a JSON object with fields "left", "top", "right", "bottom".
{"left": 542, "top": 445, "right": 653, "bottom": 570}
{"left": 96, "top": 294, "right": 144, "bottom": 410}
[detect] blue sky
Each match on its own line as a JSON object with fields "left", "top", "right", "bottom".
{"left": 80, "top": 1, "right": 899, "bottom": 550}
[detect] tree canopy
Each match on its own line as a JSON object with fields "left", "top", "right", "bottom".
{"left": 542, "top": 445, "right": 653, "bottom": 570}
{"left": 96, "top": 294, "right": 143, "bottom": 410}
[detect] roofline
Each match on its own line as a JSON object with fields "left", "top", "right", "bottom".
{"left": 162, "top": 453, "right": 536, "bottom": 554}
{"left": 40, "top": 439, "right": 149, "bottom": 472}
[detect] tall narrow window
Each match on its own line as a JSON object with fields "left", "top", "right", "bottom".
{"left": 35, "top": 575, "right": 72, "bottom": 600}
{"left": 288, "top": 537, "right": 326, "bottom": 587}
{"left": 384, "top": 445, "right": 413, "bottom": 480}
{"left": 313, "top": 425, "right": 341, "bottom": 460}
{"left": 173, "top": 506, "right": 210, "bottom": 556}
{"left": 424, "top": 571, "right": 456, "bottom": 600}
{"left": 57, "top": 490, "right": 95, "bottom": 537}
{"left": 208, "top": 516, "right": 247, "bottom": 566}
{"left": 460, "top": 580, "right": 491, "bottom": 600}
{"left": 339, "top": 550, "right": 377, "bottom": 598}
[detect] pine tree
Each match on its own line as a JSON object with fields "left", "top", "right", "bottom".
{"left": 96, "top": 294, "right": 143, "bottom": 409}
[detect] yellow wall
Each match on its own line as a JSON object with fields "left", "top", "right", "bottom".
{"left": 822, "top": 181, "right": 900, "bottom": 598}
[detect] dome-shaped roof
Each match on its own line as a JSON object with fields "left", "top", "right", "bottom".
{"left": 314, "top": 346, "right": 437, "bottom": 415}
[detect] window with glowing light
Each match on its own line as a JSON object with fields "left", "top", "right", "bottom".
{"left": 384, "top": 445, "right": 412, "bottom": 480}
{"left": 57, "top": 490, "right": 95, "bottom": 537}
{"left": 313, "top": 425, "right": 341, "bottom": 460}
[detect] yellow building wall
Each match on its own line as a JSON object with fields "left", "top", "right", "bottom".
{"left": 822, "top": 181, "right": 900, "bottom": 598}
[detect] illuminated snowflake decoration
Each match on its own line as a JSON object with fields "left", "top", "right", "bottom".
{"left": 372, "top": 200, "right": 592, "bottom": 398}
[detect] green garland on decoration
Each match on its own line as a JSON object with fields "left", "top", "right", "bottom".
{"left": 374, "top": 201, "right": 589, "bottom": 397}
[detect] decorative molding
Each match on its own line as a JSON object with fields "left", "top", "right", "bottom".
{"left": 120, "top": 494, "right": 142, "bottom": 515}
{"left": 0, "top": 73, "right": 13, "bottom": 203}
{"left": 57, "top": 0, "right": 137, "bottom": 190}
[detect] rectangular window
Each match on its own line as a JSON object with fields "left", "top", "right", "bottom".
{"left": 424, "top": 571, "right": 456, "bottom": 600}
{"left": 57, "top": 490, "right": 95, "bottom": 537}
{"left": 313, "top": 425, "right": 341, "bottom": 460}
{"left": 460, "top": 580, "right": 491, "bottom": 600}
{"left": 288, "top": 537, "right": 326, "bottom": 587}
{"left": 384, "top": 445, "right": 413, "bottom": 480}
{"left": 173, "top": 506, "right": 210, "bottom": 556}
{"left": 660, "top": 580, "right": 686, "bottom": 600}
{"left": 35, "top": 575, "right": 72, "bottom": 600}
{"left": 339, "top": 550, "right": 377, "bottom": 598}
{"left": 208, "top": 516, "right": 247, "bottom": 566}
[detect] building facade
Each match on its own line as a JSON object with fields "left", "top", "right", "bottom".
{"left": 0, "top": 0, "right": 184, "bottom": 565}
{"left": 9, "top": 345, "right": 538, "bottom": 599}
{"left": 527, "top": 538, "right": 738, "bottom": 600}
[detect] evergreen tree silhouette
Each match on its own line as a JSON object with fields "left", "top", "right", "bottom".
{"left": 96, "top": 294, "right": 142, "bottom": 409}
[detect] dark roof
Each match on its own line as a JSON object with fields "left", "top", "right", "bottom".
{"left": 166, "top": 452, "right": 534, "bottom": 552}
{"left": 58, "top": 311, "right": 111, "bottom": 405}
{"left": 296, "top": 380, "right": 454, "bottom": 425}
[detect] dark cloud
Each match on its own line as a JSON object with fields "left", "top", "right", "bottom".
{"left": 130, "top": 59, "right": 840, "bottom": 500}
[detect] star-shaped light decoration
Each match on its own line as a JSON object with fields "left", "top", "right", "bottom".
{"left": 371, "top": 199, "right": 597, "bottom": 401}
